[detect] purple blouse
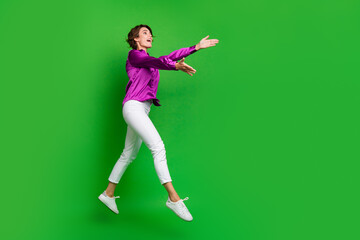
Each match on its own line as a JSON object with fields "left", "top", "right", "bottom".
{"left": 123, "top": 45, "right": 198, "bottom": 107}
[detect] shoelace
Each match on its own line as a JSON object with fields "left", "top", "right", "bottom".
{"left": 105, "top": 194, "right": 120, "bottom": 199}
{"left": 171, "top": 197, "right": 189, "bottom": 203}
{"left": 177, "top": 197, "right": 189, "bottom": 215}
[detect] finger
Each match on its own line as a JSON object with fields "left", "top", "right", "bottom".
{"left": 187, "top": 66, "right": 195, "bottom": 72}
{"left": 184, "top": 63, "right": 194, "bottom": 69}
{"left": 186, "top": 69, "right": 194, "bottom": 75}
{"left": 184, "top": 64, "right": 195, "bottom": 71}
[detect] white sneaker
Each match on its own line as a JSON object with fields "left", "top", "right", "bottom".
{"left": 166, "top": 196, "right": 193, "bottom": 221}
{"left": 98, "top": 191, "right": 120, "bottom": 214}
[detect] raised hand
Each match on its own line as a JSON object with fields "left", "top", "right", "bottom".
{"left": 175, "top": 57, "right": 196, "bottom": 76}
{"left": 196, "top": 35, "right": 219, "bottom": 50}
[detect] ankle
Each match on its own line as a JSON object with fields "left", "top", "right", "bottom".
{"left": 169, "top": 195, "right": 180, "bottom": 202}
{"left": 105, "top": 190, "right": 114, "bottom": 198}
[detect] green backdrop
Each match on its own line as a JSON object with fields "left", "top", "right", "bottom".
{"left": 1, "top": 0, "right": 359, "bottom": 239}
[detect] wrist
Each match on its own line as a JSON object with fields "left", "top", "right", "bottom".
{"left": 195, "top": 44, "right": 200, "bottom": 51}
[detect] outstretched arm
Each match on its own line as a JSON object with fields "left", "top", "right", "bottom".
{"left": 161, "top": 35, "right": 219, "bottom": 61}
{"left": 128, "top": 50, "right": 177, "bottom": 70}
{"left": 161, "top": 45, "right": 198, "bottom": 61}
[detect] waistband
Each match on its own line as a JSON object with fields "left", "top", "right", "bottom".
{"left": 123, "top": 99, "right": 153, "bottom": 107}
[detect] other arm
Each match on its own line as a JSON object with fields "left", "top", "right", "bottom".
{"left": 128, "top": 50, "right": 178, "bottom": 70}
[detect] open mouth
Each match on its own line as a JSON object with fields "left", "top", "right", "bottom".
{"left": 147, "top": 39, "right": 152, "bottom": 43}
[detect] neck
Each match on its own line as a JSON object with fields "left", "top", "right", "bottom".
{"left": 137, "top": 46, "right": 147, "bottom": 52}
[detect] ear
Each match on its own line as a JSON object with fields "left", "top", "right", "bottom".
{"left": 134, "top": 38, "right": 140, "bottom": 48}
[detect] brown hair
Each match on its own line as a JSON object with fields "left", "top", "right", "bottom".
{"left": 126, "top": 24, "right": 155, "bottom": 50}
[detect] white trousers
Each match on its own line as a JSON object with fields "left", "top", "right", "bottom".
{"left": 108, "top": 99, "right": 172, "bottom": 185}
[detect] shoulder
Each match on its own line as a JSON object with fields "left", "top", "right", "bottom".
{"left": 128, "top": 49, "right": 146, "bottom": 58}
{"left": 128, "top": 49, "right": 139, "bottom": 54}
{"left": 129, "top": 49, "right": 145, "bottom": 54}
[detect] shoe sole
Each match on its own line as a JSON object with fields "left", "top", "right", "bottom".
{"left": 98, "top": 194, "right": 119, "bottom": 214}
{"left": 166, "top": 202, "right": 193, "bottom": 221}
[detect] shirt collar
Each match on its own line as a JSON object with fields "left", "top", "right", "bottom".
{"left": 137, "top": 49, "right": 149, "bottom": 55}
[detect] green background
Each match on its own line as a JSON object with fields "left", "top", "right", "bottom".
{"left": 1, "top": 0, "right": 359, "bottom": 239}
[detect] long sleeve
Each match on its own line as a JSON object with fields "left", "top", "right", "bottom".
{"left": 128, "top": 50, "right": 177, "bottom": 70}
{"left": 160, "top": 45, "right": 198, "bottom": 61}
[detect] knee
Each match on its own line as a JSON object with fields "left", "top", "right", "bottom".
{"left": 120, "top": 149, "right": 138, "bottom": 164}
{"left": 147, "top": 139, "right": 165, "bottom": 151}
{"left": 147, "top": 140, "right": 166, "bottom": 158}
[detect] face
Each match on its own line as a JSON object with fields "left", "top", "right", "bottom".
{"left": 134, "top": 27, "right": 153, "bottom": 50}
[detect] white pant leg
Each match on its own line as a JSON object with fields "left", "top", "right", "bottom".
{"left": 108, "top": 124, "right": 143, "bottom": 184}
{"left": 121, "top": 100, "right": 172, "bottom": 185}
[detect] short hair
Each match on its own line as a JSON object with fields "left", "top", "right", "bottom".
{"left": 126, "top": 24, "right": 155, "bottom": 50}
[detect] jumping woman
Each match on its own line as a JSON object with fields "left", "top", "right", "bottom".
{"left": 98, "top": 24, "right": 219, "bottom": 221}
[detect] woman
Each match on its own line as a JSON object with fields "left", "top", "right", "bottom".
{"left": 98, "top": 24, "right": 219, "bottom": 221}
